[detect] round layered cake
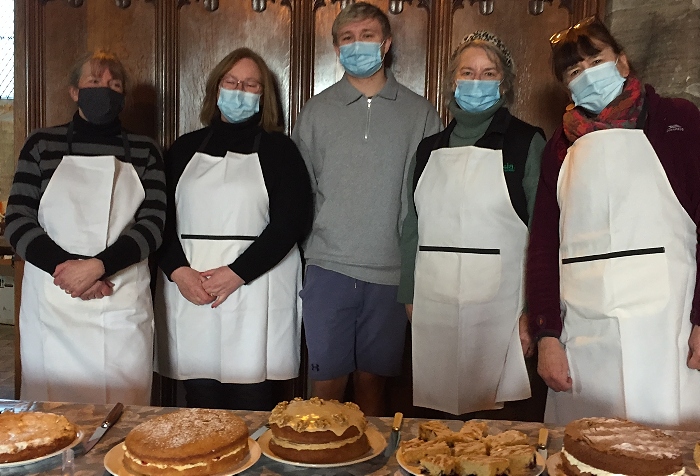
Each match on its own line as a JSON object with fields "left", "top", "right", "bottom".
{"left": 268, "top": 397, "right": 370, "bottom": 464}
{"left": 0, "top": 412, "right": 77, "bottom": 463}
{"left": 122, "top": 408, "right": 249, "bottom": 476}
{"left": 561, "top": 417, "right": 684, "bottom": 476}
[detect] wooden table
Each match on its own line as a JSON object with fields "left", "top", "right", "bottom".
{"left": 0, "top": 400, "right": 698, "bottom": 475}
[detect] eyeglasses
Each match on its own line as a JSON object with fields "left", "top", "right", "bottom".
{"left": 221, "top": 76, "right": 263, "bottom": 93}
{"left": 549, "top": 16, "right": 599, "bottom": 47}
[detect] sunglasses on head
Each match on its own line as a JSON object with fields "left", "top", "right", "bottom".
{"left": 549, "top": 16, "right": 600, "bottom": 47}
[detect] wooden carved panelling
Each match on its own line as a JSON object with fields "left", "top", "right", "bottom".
{"left": 178, "top": 1, "right": 293, "bottom": 135}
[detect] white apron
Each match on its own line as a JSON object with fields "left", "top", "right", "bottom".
{"left": 155, "top": 134, "right": 302, "bottom": 383}
{"left": 20, "top": 128, "right": 153, "bottom": 405}
{"left": 545, "top": 128, "right": 700, "bottom": 429}
{"left": 412, "top": 145, "right": 531, "bottom": 415}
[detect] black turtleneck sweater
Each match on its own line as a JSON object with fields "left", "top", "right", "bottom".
{"left": 5, "top": 112, "right": 166, "bottom": 277}
{"left": 157, "top": 114, "right": 312, "bottom": 284}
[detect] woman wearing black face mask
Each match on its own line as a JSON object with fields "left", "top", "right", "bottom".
{"left": 527, "top": 18, "right": 700, "bottom": 428}
{"left": 5, "top": 51, "right": 166, "bottom": 405}
{"left": 155, "top": 48, "right": 312, "bottom": 411}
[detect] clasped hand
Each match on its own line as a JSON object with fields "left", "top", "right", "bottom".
{"left": 171, "top": 266, "right": 244, "bottom": 308}
{"left": 53, "top": 259, "right": 112, "bottom": 300}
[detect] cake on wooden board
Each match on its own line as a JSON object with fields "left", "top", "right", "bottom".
{"left": 560, "top": 417, "right": 683, "bottom": 476}
{"left": 0, "top": 412, "right": 77, "bottom": 463}
{"left": 267, "top": 397, "right": 371, "bottom": 464}
{"left": 122, "top": 408, "right": 249, "bottom": 476}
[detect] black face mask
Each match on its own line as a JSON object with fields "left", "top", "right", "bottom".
{"left": 77, "top": 87, "right": 125, "bottom": 125}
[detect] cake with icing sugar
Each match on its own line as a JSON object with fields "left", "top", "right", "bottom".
{"left": 561, "top": 417, "right": 684, "bottom": 476}
{"left": 267, "top": 397, "right": 370, "bottom": 463}
{"left": 122, "top": 408, "right": 249, "bottom": 476}
{"left": 0, "top": 412, "right": 77, "bottom": 463}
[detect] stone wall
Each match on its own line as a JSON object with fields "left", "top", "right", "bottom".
{"left": 607, "top": 0, "right": 700, "bottom": 106}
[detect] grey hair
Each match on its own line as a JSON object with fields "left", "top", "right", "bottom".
{"left": 444, "top": 40, "right": 516, "bottom": 106}
{"left": 331, "top": 2, "right": 392, "bottom": 45}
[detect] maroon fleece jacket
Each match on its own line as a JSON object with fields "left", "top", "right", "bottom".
{"left": 527, "top": 85, "right": 700, "bottom": 340}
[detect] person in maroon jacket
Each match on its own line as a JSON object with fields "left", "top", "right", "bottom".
{"left": 527, "top": 17, "right": 700, "bottom": 428}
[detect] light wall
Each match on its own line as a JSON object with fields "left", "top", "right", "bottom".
{"left": 608, "top": 0, "right": 700, "bottom": 106}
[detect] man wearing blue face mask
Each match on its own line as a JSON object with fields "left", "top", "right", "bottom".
{"left": 292, "top": 2, "right": 442, "bottom": 416}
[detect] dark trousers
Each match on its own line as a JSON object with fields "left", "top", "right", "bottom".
{"left": 183, "top": 378, "right": 284, "bottom": 411}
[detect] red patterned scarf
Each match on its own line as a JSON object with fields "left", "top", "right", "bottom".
{"left": 563, "top": 75, "right": 645, "bottom": 143}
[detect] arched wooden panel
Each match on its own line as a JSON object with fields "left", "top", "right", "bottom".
{"left": 450, "top": 2, "right": 572, "bottom": 136}
{"left": 41, "top": 1, "right": 157, "bottom": 136}
{"left": 177, "top": 1, "right": 293, "bottom": 135}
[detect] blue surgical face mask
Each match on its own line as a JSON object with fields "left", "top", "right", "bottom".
{"left": 454, "top": 80, "right": 501, "bottom": 113}
{"left": 338, "top": 41, "right": 385, "bottom": 79}
{"left": 217, "top": 88, "right": 260, "bottom": 123}
{"left": 568, "top": 59, "right": 626, "bottom": 115}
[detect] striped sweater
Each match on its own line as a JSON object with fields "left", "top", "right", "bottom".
{"left": 5, "top": 112, "right": 166, "bottom": 278}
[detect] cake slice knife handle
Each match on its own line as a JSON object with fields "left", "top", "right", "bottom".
{"left": 537, "top": 427, "right": 549, "bottom": 462}
{"left": 82, "top": 402, "right": 124, "bottom": 454}
{"left": 384, "top": 412, "right": 403, "bottom": 457}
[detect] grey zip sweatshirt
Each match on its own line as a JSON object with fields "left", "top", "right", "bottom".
{"left": 292, "top": 71, "right": 442, "bottom": 285}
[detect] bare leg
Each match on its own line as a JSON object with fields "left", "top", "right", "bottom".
{"left": 353, "top": 370, "right": 386, "bottom": 416}
{"left": 311, "top": 376, "right": 348, "bottom": 401}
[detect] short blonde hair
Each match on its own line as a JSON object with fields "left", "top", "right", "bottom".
{"left": 331, "top": 2, "right": 392, "bottom": 45}
{"left": 69, "top": 51, "right": 129, "bottom": 93}
{"left": 200, "top": 48, "right": 283, "bottom": 132}
{"left": 445, "top": 41, "right": 516, "bottom": 106}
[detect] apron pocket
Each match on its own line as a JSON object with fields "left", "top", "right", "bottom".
{"left": 561, "top": 247, "right": 670, "bottom": 317}
{"left": 415, "top": 247, "right": 501, "bottom": 304}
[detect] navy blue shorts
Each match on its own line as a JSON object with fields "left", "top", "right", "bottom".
{"left": 300, "top": 265, "right": 408, "bottom": 380}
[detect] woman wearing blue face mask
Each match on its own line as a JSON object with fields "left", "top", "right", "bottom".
{"left": 528, "top": 18, "right": 700, "bottom": 428}
{"left": 5, "top": 51, "right": 166, "bottom": 405}
{"left": 156, "top": 48, "right": 312, "bottom": 410}
{"left": 398, "top": 31, "right": 546, "bottom": 417}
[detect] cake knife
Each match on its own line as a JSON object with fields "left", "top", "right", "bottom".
{"left": 250, "top": 425, "right": 269, "bottom": 440}
{"left": 384, "top": 412, "right": 403, "bottom": 457}
{"left": 82, "top": 402, "right": 124, "bottom": 454}
{"left": 537, "top": 427, "right": 549, "bottom": 462}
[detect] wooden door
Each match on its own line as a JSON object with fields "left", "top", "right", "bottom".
{"left": 15, "top": 0, "right": 604, "bottom": 408}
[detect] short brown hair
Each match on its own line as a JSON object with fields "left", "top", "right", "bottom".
{"left": 551, "top": 19, "right": 626, "bottom": 82}
{"left": 69, "top": 51, "right": 128, "bottom": 93}
{"left": 332, "top": 2, "right": 392, "bottom": 45}
{"left": 200, "top": 48, "right": 283, "bottom": 132}
{"left": 445, "top": 42, "right": 516, "bottom": 106}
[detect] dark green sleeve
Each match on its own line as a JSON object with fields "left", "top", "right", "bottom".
{"left": 523, "top": 133, "right": 546, "bottom": 228}
{"left": 398, "top": 152, "right": 419, "bottom": 304}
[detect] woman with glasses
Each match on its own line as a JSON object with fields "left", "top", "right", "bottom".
{"left": 156, "top": 48, "right": 312, "bottom": 410}
{"left": 398, "top": 31, "right": 545, "bottom": 417}
{"left": 528, "top": 18, "right": 700, "bottom": 427}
